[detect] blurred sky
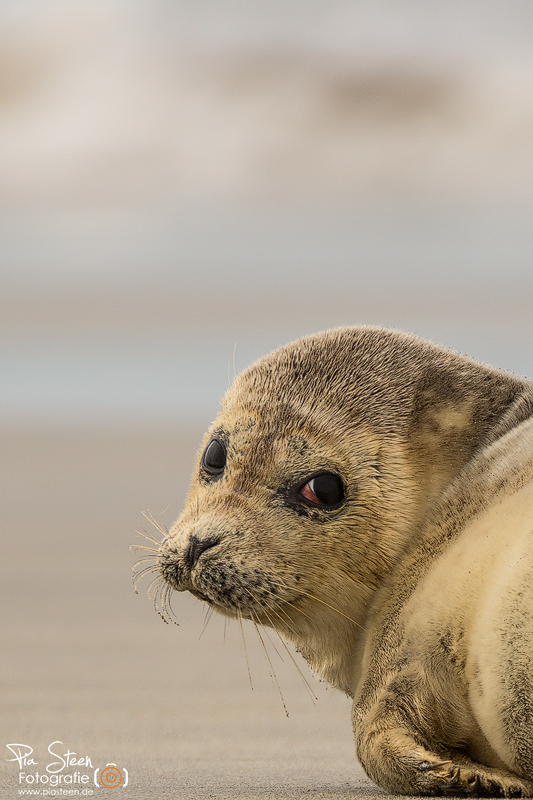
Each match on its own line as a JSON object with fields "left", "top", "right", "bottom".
{"left": 2, "top": 0, "right": 533, "bottom": 426}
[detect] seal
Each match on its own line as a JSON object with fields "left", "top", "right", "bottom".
{"left": 155, "top": 326, "right": 533, "bottom": 796}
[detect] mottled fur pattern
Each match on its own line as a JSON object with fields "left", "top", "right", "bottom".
{"left": 158, "top": 327, "right": 533, "bottom": 796}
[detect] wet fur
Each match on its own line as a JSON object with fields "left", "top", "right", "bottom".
{"left": 157, "top": 327, "right": 533, "bottom": 796}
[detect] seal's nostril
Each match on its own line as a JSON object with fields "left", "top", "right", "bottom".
{"left": 184, "top": 534, "right": 220, "bottom": 570}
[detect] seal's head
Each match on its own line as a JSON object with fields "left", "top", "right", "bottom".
{"left": 157, "top": 327, "right": 521, "bottom": 690}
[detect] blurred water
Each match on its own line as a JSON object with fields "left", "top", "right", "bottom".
{"left": 2, "top": 205, "right": 533, "bottom": 289}
{"left": 2, "top": 326, "right": 533, "bottom": 426}
{"left": 2, "top": 205, "right": 533, "bottom": 424}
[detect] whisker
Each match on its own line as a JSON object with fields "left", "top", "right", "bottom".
{"left": 276, "top": 598, "right": 316, "bottom": 629}
{"left": 250, "top": 590, "right": 302, "bottom": 638}
{"left": 135, "top": 528, "right": 163, "bottom": 547}
{"left": 158, "top": 583, "right": 170, "bottom": 625}
{"left": 338, "top": 569, "right": 374, "bottom": 596}
{"left": 159, "top": 584, "right": 169, "bottom": 621}
{"left": 158, "top": 581, "right": 176, "bottom": 627}
{"left": 146, "top": 574, "right": 162, "bottom": 599}
{"left": 227, "top": 342, "right": 238, "bottom": 387}
{"left": 253, "top": 620, "right": 289, "bottom": 717}
{"left": 256, "top": 622, "right": 284, "bottom": 662}
{"left": 142, "top": 510, "right": 169, "bottom": 538}
{"left": 131, "top": 529, "right": 181, "bottom": 625}
{"left": 154, "top": 580, "right": 169, "bottom": 625}
{"left": 131, "top": 559, "right": 157, "bottom": 577}
{"left": 199, "top": 606, "right": 214, "bottom": 639}
{"left": 260, "top": 614, "right": 317, "bottom": 703}
{"left": 240, "top": 587, "right": 286, "bottom": 661}
{"left": 297, "top": 589, "right": 364, "bottom": 630}
{"left": 243, "top": 578, "right": 318, "bottom": 630}
{"left": 272, "top": 627, "right": 318, "bottom": 703}
{"left": 243, "top": 586, "right": 318, "bottom": 704}
{"left": 238, "top": 612, "right": 253, "bottom": 690}
{"left": 131, "top": 556, "right": 158, "bottom": 567}
{"left": 264, "top": 576, "right": 365, "bottom": 631}
{"left": 132, "top": 565, "right": 159, "bottom": 593}
{"left": 145, "top": 576, "right": 168, "bottom": 625}
{"left": 165, "top": 586, "right": 180, "bottom": 625}
{"left": 270, "top": 601, "right": 303, "bottom": 637}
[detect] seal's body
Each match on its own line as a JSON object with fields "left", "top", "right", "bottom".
{"left": 157, "top": 327, "right": 533, "bottom": 796}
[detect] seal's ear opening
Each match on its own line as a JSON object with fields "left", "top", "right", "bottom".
{"left": 201, "top": 438, "right": 227, "bottom": 476}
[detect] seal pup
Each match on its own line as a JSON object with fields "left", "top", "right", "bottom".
{"left": 154, "top": 326, "right": 533, "bottom": 796}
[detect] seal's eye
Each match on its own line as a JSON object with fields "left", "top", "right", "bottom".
{"left": 299, "top": 472, "right": 344, "bottom": 508}
{"left": 201, "top": 438, "right": 226, "bottom": 475}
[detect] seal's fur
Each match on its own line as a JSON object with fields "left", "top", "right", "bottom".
{"left": 157, "top": 327, "right": 533, "bottom": 795}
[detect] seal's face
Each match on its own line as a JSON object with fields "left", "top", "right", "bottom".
{"left": 155, "top": 329, "right": 437, "bottom": 685}
{"left": 158, "top": 380, "right": 415, "bottom": 687}
{"left": 159, "top": 407, "right": 352, "bottom": 625}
